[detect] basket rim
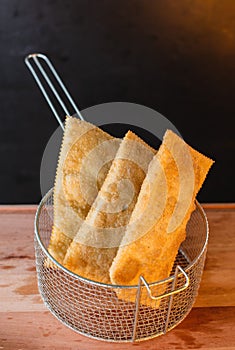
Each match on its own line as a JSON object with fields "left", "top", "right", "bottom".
{"left": 34, "top": 187, "right": 209, "bottom": 290}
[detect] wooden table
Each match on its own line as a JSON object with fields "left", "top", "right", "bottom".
{"left": 0, "top": 204, "right": 234, "bottom": 350}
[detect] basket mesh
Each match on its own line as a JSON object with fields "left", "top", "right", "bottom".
{"left": 34, "top": 189, "right": 208, "bottom": 342}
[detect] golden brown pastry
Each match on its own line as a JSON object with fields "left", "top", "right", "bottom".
{"left": 48, "top": 116, "right": 120, "bottom": 264}
{"left": 109, "top": 130, "right": 214, "bottom": 306}
{"left": 63, "top": 131, "right": 156, "bottom": 282}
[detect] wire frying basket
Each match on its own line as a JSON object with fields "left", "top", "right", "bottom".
{"left": 34, "top": 188, "right": 208, "bottom": 342}
{"left": 26, "top": 53, "right": 209, "bottom": 342}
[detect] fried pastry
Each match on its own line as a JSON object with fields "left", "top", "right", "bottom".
{"left": 63, "top": 131, "right": 156, "bottom": 283}
{"left": 48, "top": 116, "right": 120, "bottom": 264}
{"left": 110, "top": 130, "right": 214, "bottom": 306}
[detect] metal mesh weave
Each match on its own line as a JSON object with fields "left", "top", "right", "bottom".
{"left": 34, "top": 189, "right": 208, "bottom": 342}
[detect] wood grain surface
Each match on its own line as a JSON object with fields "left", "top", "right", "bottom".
{"left": 0, "top": 204, "right": 235, "bottom": 349}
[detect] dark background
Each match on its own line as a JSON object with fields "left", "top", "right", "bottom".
{"left": 1, "top": 0, "right": 235, "bottom": 204}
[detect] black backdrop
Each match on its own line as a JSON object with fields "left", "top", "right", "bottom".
{"left": 1, "top": 0, "right": 235, "bottom": 204}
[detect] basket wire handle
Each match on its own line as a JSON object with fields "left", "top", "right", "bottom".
{"left": 24, "top": 53, "right": 84, "bottom": 130}
{"left": 132, "top": 265, "right": 189, "bottom": 342}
